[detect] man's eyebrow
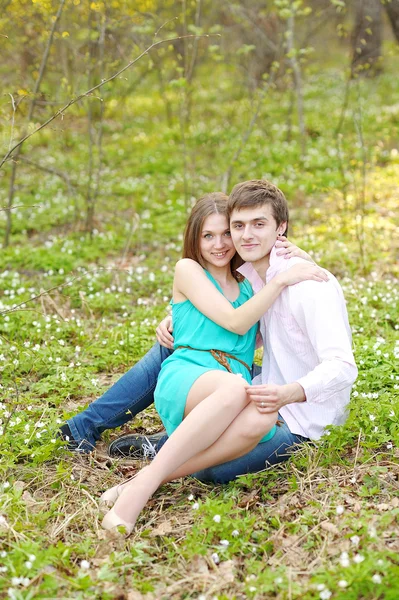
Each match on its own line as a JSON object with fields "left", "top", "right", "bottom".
{"left": 230, "top": 216, "right": 269, "bottom": 224}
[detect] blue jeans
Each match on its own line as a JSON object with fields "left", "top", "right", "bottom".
{"left": 68, "top": 343, "right": 173, "bottom": 452}
{"left": 68, "top": 343, "right": 308, "bottom": 481}
{"left": 191, "top": 417, "right": 308, "bottom": 483}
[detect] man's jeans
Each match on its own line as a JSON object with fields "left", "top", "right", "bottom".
{"left": 68, "top": 343, "right": 173, "bottom": 451}
{"left": 67, "top": 343, "right": 308, "bottom": 483}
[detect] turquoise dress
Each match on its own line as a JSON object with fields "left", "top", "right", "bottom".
{"left": 154, "top": 271, "right": 276, "bottom": 444}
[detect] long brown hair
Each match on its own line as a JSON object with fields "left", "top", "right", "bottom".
{"left": 182, "top": 192, "right": 244, "bottom": 280}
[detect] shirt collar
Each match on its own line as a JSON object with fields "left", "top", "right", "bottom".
{"left": 237, "top": 245, "right": 284, "bottom": 290}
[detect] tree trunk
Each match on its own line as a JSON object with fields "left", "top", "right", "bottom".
{"left": 351, "top": 0, "right": 382, "bottom": 76}
{"left": 384, "top": 0, "right": 399, "bottom": 43}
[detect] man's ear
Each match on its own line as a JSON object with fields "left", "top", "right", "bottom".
{"left": 277, "top": 222, "right": 287, "bottom": 236}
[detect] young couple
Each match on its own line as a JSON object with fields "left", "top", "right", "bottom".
{"left": 61, "top": 179, "right": 358, "bottom": 534}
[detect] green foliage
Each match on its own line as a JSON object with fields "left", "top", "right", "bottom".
{"left": 0, "top": 6, "right": 399, "bottom": 597}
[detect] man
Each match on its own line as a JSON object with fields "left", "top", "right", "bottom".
{"left": 60, "top": 179, "right": 357, "bottom": 483}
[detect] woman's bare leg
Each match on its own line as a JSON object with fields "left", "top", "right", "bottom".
{"left": 101, "top": 405, "right": 278, "bottom": 506}
{"left": 102, "top": 371, "right": 248, "bottom": 529}
{"left": 161, "top": 403, "right": 278, "bottom": 482}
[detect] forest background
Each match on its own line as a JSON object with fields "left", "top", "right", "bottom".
{"left": 0, "top": 0, "right": 398, "bottom": 599}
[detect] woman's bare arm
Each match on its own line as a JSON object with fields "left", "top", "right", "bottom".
{"left": 174, "top": 258, "right": 328, "bottom": 335}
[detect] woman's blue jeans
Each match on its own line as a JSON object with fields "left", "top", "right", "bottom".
{"left": 67, "top": 343, "right": 308, "bottom": 483}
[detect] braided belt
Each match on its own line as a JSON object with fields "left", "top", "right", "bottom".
{"left": 175, "top": 345, "right": 251, "bottom": 375}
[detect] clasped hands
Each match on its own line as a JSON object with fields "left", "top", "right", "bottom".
{"left": 245, "top": 382, "right": 306, "bottom": 413}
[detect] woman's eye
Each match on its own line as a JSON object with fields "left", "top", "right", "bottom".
{"left": 204, "top": 234, "right": 212, "bottom": 239}
{"left": 225, "top": 231, "right": 231, "bottom": 237}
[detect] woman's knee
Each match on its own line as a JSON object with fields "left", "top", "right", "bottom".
{"left": 218, "top": 379, "right": 248, "bottom": 410}
{"left": 240, "top": 408, "right": 276, "bottom": 440}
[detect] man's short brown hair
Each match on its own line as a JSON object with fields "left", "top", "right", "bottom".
{"left": 228, "top": 179, "right": 289, "bottom": 235}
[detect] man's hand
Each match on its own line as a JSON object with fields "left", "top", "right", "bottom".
{"left": 246, "top": 382, "right": 306, "bottom": 414}
{"left": 156, "top": 316, "right": 174, "bottom": 349}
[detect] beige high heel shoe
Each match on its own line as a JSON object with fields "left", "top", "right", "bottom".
{"left": 99, "top": 484, "right": 124, "bottom": 508}
{"left": 99, "top": 473, "right": 138, "bottom": 507}
{"left": 101, "top": 506, "right": 134, "bottom": 535}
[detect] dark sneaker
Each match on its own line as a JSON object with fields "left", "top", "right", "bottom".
{"left": 108, "top": 432, "right": 166, "bottom": 459}
{"left": 57, "top": 423, "right": 92, "bottom": 452}
{"left": 57, "top": 423, "right": 79, "bottom": 449}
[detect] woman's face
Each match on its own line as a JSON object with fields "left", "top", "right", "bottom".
{"left": 199, "top": 213, "right": 236, "bottom": 269}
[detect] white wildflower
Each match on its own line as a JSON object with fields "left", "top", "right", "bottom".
{"left": 340, "top": 551, "right": 350, "bottom": 567}
{"left": 353, "top": 554, "right": 365, "bottom": 564}
{"left": 213, "top": 514, "right": 221, "bottom": 523}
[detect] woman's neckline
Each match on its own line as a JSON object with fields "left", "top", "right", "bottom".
{"left": 205, "top": 270, "right": 242, "bottom": 303}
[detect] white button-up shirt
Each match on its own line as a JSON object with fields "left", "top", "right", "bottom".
{"left": 238, "top": 247, "right": 358, "bottom": 440}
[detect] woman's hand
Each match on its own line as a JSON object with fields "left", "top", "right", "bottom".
{"left": 156, "top": 316, "right": 174, "bottom": 349}
{"left": 276, "top": 262, "right": 329, "bottom": 286}
{"left": 275, "top": 236, "right": 315, "bottom": 264}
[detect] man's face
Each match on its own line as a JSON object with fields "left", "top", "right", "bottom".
{"left": 229, "top": 205, "right": 287, "bottom": 265}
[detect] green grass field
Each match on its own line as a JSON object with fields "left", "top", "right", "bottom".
{"left": 0, "top": 58, "right": 399, "bottom": 599}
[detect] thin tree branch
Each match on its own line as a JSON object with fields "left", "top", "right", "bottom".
{"left": 186, "top": 0, "right": 202, "bottom": 84}
{"left": 7, "top": 93, "right": 16, "bottom": 151}
{"left": 0, "top": 265, "right": 153, "bottom": 317}
{"left": 17, "top": 156, "right": 76, "bottom": 190}
{"left": 286, "top": 14, "right": 306, "bottom": 157}
{"left": 221, "top": 70, "right": 278, "bottom": 193}
{"left": 0, "top": 34, "right": 217, "bottom": 170}
{"left": 0, "top": 203, "right": 41, "bottom": 212}
{"left": 3, "top": 0, "right": 66, "bottom": 247}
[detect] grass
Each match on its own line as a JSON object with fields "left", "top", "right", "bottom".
{"left": 0, "top": 55, "right": 399, "bottom": 598}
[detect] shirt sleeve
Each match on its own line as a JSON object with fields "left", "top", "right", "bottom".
{"left": 288, "top": 279, "right": 358, "bottom": 404}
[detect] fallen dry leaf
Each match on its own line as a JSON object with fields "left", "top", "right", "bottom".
{"left": 14, "top": 480, "right": 26, "bottom": 491}
{"left": 238, "top": 489, "right": 260, "bottom": 508}
{"left": 21, "top": 490, "right": 42, "bottom": 513}
{"left": 187, "top": 555, "right": 209, "bottom": 577}
{"left": 151, "top": 519, "right": 174, "bottom": 536}
{"left": 127, "top": 592, "right": 155, "bottom": 600}
{"left": 320, "top": 521, "right": 340, "bottom": 535}
{"left": 218, "top": 559, "right": 236, "bottom": 583}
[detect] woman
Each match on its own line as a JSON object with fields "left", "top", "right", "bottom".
{"left": 101, "top": 193, "right": 327, "bottom": 533}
